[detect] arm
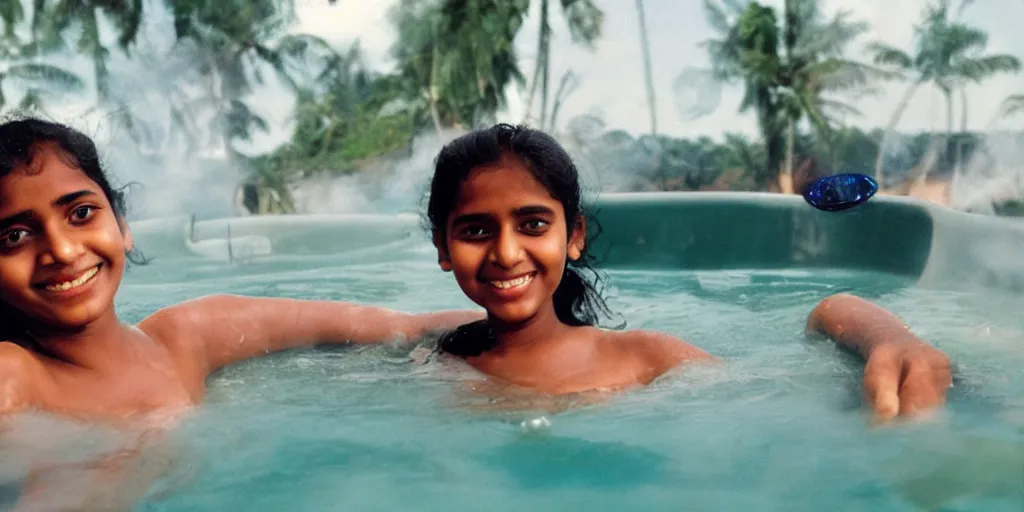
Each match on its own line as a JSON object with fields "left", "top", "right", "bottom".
{"left": 807, "top": 293, "right": 952, "bottom": 421}
{"left": 807, "top": 292, "right": 923, "bottom": 358}
{"left": 0, "top": 343, "right": 35, "bottom": 418}
{"left": 144, "top": 294, "right": 484, "bottom": 374}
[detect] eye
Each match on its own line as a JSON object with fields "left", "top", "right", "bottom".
{"left": 70, "top": 205, "right": 95, "bottom": 223}
{"left": 520, "top": 219, "right": 549, "bottom": 232}
{"left": 0, "top": 228, "right": 30, "bottom": 249}
{"left": 459, "top": 226, "right": 490, "bottom": 239}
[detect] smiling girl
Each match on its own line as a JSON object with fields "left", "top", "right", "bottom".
{"left": 424, "top": 123, "right": 952, "bottom": 420}
{"left": 0, "top": 116, "right": 482, "bottom": 422}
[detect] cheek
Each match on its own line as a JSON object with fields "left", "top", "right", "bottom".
{"left": 534, "top": 236, "right": 569, "bottom": 268}
{"left": 0, "top": 259, "right": 33, "bottom": 304}
{"left": 94, "top": 223, "right": 129, "bottom": 260}
{"left": 446, "top": 245, "right": 482, "bottom": 285}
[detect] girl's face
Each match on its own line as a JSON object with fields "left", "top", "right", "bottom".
{"left": 436, "top": 154, "right": 584, "bottom": 327}
{"left": 0, "top": 144, "right": 132, "bottom": 331}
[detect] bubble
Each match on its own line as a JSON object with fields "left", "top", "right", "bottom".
{"left": 672, "top": 67, "right": 723, "bottom": 121}
{"left": 519, "top": 416, "right": 552, "bottom": 432}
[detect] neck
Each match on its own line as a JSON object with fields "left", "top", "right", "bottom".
{"left": 25, "top": 309, "right": 134, "bottom": 371}
{"left": 487, "top": 304, "right": 571, "bottom": 354}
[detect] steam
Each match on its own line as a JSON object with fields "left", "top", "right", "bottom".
{"left": 288, "top": 128, "right": 464, "bottom": 215}
{"left": 951, "top": 131, "right": 1024, "bottom": 214}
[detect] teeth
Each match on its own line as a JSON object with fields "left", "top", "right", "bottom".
{"left": 45, "top": 266, "right": 99, "bottom": 292}
{"left": 491, "top": 273, "right": 533, "bottom": 289}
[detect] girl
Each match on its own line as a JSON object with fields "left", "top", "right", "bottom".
{"left": 0, "top": 116, "right": 948, "bottom": 424}
{"left": 0, "top": 116, "right": 483, "bottom": 422}
{"left": 424, "top": 123, "right": 952, "bottom": 421}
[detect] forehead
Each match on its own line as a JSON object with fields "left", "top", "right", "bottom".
{"left": 453, "top": 155, "right": 560, "bottom": 214}
{"left": 0, "top": 146, "right": 103, "bottom": 211}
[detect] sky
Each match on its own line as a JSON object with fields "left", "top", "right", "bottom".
{"left": 273, "top": 0, "right": 1024, "bottom": 147}
{"left": 10, "top": 0, "right": 1018, "bottom": 217}
{"left": 22, "top": 0, "right": 1024, "bottom": 154}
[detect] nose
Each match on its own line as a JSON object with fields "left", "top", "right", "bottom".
{"left": 38, "top": 226, "right": 85, "bottom": 266}
{"left": 488, "top": 225, "right": 525, "bottom": 269}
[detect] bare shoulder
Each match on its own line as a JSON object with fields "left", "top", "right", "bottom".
{"left": 135, "top": 295, "right": 228, "bottom": 365}
{"left": 137, "top": 294, "right": 241, "bottom": 342}
{"left": 138, "top": 294, "right": 226, "bottom": 329}
{"left": 0, "top": 342, "right": 40, "bottom": 414}
{"left": 604, "top": 329, "right": 716, "bottom": 377}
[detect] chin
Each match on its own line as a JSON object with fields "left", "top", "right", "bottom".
{"left": 39, "top": 300, "right": 111, "bottom": 330}
{"left": 485, "top": 304, "right": 540, "bottom": 326}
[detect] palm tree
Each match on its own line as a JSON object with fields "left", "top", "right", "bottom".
{"left": 161, "top": 0, "right": 342, "bottom": 214}
{"left": 0, "top": 36, "right": 85, "bottom": 112}
{"left": 868, "top": 0, "right": 1020, "bottom": 183}
{"left": 169, "top": 0, "right": 337, "bottom": 158}
{"left": 31, "top": 0, "right": 145, "bottom": 103}
{"left": 521, "top": 0, "right": 602, "bottom": 130}
{"left": 390, "top": 0, "right": 530, "bottom": 133}
{"left": 701, "top": 0, "right": 876, "bottom": 191}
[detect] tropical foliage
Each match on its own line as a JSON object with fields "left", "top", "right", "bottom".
{"left": 867, "top": 0, "right": 1020, "bottom": 182}
{"left": 0, "top": 0, "right": 1020, "bottom": 215}
{"left": 700, "top": 0, "right": 890, "bottom": 191}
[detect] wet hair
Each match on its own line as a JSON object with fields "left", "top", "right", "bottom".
{"left": 0, "top": 114, "right": 143, "bottom": 341}
{"left": 426, "top": 123, "right": 621, "bottom": 356}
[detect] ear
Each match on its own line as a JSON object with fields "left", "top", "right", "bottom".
{"left": 567, "top": 215, "right": 586, "bottom": 262}
{"left": 432, "top": 231, "right": 453, "bottom": 272}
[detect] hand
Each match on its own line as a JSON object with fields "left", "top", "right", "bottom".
{"left": 862, "top": 341, "right": 952, "bottom": 422}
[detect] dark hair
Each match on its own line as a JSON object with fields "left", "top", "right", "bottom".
{"left": 0, "top": 114, "right": 143, "bottom": 341}
{"left": 426, "top": 123, "right": 621, "bottom": 356}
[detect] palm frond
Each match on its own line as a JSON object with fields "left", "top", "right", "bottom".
{"left": 955, "top": 54, "right": 1022, "bottom": 82}
{"left": 867, "top": 42, "right": 913, "bottom": 70}
{"left": 1000, "top": 94, "right": 1024, "bottom": 118}
{"left": 794, "top": 10, "right": 870, "bottom": 58}
{"left": 817, "top": 98, "right": 863, "bottom": 118}
{"left": 6, "top": 63, "right": 85, "bottom": 92}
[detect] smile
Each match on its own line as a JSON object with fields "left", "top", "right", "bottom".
{"left": 40, "top": 265, "right": 101, "bottom": 292}
{"left": 488, "top": 272, "right": 535, "bottom": 290}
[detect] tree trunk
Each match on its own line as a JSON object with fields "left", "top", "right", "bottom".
{"left": 911, "top": 86, "right": 953, "bottom": 186}
{"left": 635, "top": 0, "right": 657, "bottom": 135}
{"left": 874, "top": 81, "right": 921, "bottom": 185}
{"left": 957, "top": 86, "right": 968, "bottom": 172}
{"left": 523, "top": 0, "right": 549, "bottom": 126}
{"left": 548, "top": 71, "right": 577, "bottom": 131}
{"left": 780, "top": 118, "right": 795, "bottom": 194}
{"left": 539, "top": 9, "right": 551, "bottom": 130}
{"left": 926, "top": 85, "right": 954, "bottom": 183}
{"left": 428, "top": 43, "right": 443, "bottom": 138}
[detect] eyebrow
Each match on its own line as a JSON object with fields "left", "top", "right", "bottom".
{"left": 54, "top": 190, "right": 97, "bottom": 207}
{"left": 450, "top": 205, "right": 556, "bottom": 227}
{"left": 514, "top": 205, "right": 556, "bottom": 216}
{"left": 0, "top": 190, "right": 98, "bottom": 230}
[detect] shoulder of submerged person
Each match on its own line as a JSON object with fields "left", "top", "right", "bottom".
{"left": 608, "top": 329, "right": 716, "bottom": 365}
{"left": 0, "top": 342, "right": 40, "bottom": 414}
{"left": 137, "top": 294, "right": 244, "bottom": 333}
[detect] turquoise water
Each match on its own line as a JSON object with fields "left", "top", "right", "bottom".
{"left": 5, "top": 239, "right": 1024, "bottom": 511}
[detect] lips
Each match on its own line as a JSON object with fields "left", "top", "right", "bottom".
{"left": 33, "top": 264, "right": 102, "bottom": 293}
{"left": 484, "top": 272, "right": 536, "bottom": 290}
